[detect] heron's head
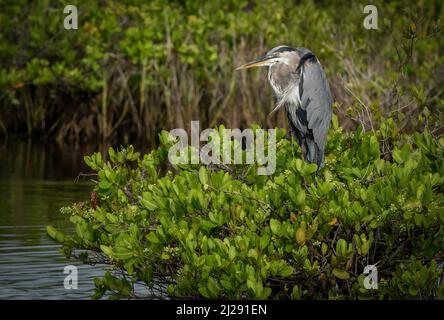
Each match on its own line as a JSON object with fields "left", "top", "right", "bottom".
{"left": 235, "top": 45, "right": 298, "bottom": 70}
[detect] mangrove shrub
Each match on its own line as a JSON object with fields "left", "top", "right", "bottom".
{"left": 48, "top": 119, "right": 444, "bottom": 299}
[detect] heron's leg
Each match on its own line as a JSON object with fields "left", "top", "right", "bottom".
{"left": 292, "top": 137, "right": 308, "bottom": 190}
{"left": 312, "top": 173, "right": 318, "bottom": 188}
{"left": 301, "top": 176, "right": 309, "bottom": 191}
{"left": 300, "top": 140, "right": 308, "bottom": 162}
{"left": 312, "top": 146, "right": 323, "bottom": 188}
{"left": 290, "top": 132, "right": 309, "bottom": 190}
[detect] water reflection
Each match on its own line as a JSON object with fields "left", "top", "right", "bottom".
{"left": 0, "top": 139, "right": 109, "bottom": 299}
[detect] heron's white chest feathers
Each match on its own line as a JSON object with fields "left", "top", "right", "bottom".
{"left": 288, "top": 82, "right": 302, "bottom": 106}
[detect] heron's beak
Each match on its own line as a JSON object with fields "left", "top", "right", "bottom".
{"left": 235, "top": 55, "right": 276, "bottom": 70}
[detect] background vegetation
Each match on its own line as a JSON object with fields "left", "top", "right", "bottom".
{"left": 1, "top": 0, "right": 443, "bottom": 145}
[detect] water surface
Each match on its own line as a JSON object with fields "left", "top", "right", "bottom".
{"left": 0, "top": 140, "right": 108, "bottom": 299}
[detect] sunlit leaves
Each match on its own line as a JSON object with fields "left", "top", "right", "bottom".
{"left": 46, "top": 226, "right": 65, "bottom": 243}
{"left": 51, "top": 127, "right": 444, "bottom": 300}
{"left": 100, "top": 245, "right": 113, "bottom": 258}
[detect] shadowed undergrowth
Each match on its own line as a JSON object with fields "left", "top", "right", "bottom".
{"left": 1, "top": 0, "right": 443, "bottom": 145}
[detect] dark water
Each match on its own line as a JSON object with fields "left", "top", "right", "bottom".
{"left": 0, "top": 140, "right": 109, "bottom": 299}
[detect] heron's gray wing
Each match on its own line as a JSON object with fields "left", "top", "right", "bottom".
{"left": 300, "top": 59, "right": 333, "bottom": 152}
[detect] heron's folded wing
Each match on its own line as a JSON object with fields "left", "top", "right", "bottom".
{"left": 300, "top": 60, "right": 333, "bottom": 151}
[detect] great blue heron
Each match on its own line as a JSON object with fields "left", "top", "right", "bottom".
{"left": 236, "top": 46, "right": 333, "bottom": 170}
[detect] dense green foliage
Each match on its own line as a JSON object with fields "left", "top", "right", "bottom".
{"left": 48, "top": 118, "right": 444, "bottom": 299}
{"left": 1, "top": 1, "right": 443, "bottom": 143}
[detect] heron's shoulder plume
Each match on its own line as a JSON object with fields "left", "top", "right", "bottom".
{"left": 268, "top": 98, "right": 286, "bottom": 116}
{"left": 295, "top": 47, "right": 314, "bottom": 56}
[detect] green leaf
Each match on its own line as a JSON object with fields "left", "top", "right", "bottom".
{"left": 100, "top": 245, "right": 113, "bottom": 257}
{"left": 198, "top": 166, "right": 208, "bottom": 185}
{"left": 247, "top": 249, "right": 258, "bottom": 260}
{"left": 46, "top": 226, "right": 65, "bottom": 243}
{"left": 321, "top": 243, "right": 328, "bottom": 256}
{"left": 207, "top": 277, "right": 220, "bottom": 297}
{"left": 141, "top": 198, "right": 158, "bottom": 211}
{"left": 292, "top": 285, "right": 301, "bottom": 299}
{"left": 106, "top": 212, "right": 118, "bottom": 223}
{"left": 108, "top": 147, "right": 116, "bottom": 161}
{"left": 198, "top": 285, "right": 210, "bottom": 298}
{"left": 332, "top": 114, "right": 339, "bottom": 130}
{"left": 260, "top": 233, "right": 270, "bottom": 249}
{"left": 294, "top": 159, "right": 303, "bottom": 173}
{"left": 46, "top": 225, "right": 57, "bottom": 239}
{"left": 146, "top": 232, "right": 160, "bottom": 244}
{"left": 280, "top": 265, "right": 294, "bottom": 277}
{"left": 46, "top": 225, "right": 65, "bottom": 243}
{"left": 333, "top": 269, "right": 350, "bottom": 280}
{"left": 361, "top": 241, "right": 371, "bottom": 256}
{"left": 247, "top": 278, "right": 256, "bottom": 292}
{"left": 336, "top": 239, "right": 347, "bottom": 257}
{"left": 305, "top": 163, "right": 318, "bottom": 174}
{"left": 228, "top": 246, "right": 236, "bottom": 260}
{"left": 392, "top": 149, "right": 401, "bottom": 164}
{"left": 270, "top": 219, "right": 280, "bottom": 235}
{"left": 296, "top": 190, "right": 306, "bottom": 206}
{"left": 260, "top": 287, "right": 272, "bottom": 299}
{"left": 288, "top": 187, "right": 298, "bottom": 204}
{"left": 99, "top": 180, "right": 112, "bottom": 190}
{"left": 114, "top": 247, "right": 134, "bottom": 260}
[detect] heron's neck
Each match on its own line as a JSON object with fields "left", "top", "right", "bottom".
{"left": 268, "top": 64, "right": 299, "bottom": 98}
{"left": 268, "top": 65, "right": 301, "bottom": 110}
